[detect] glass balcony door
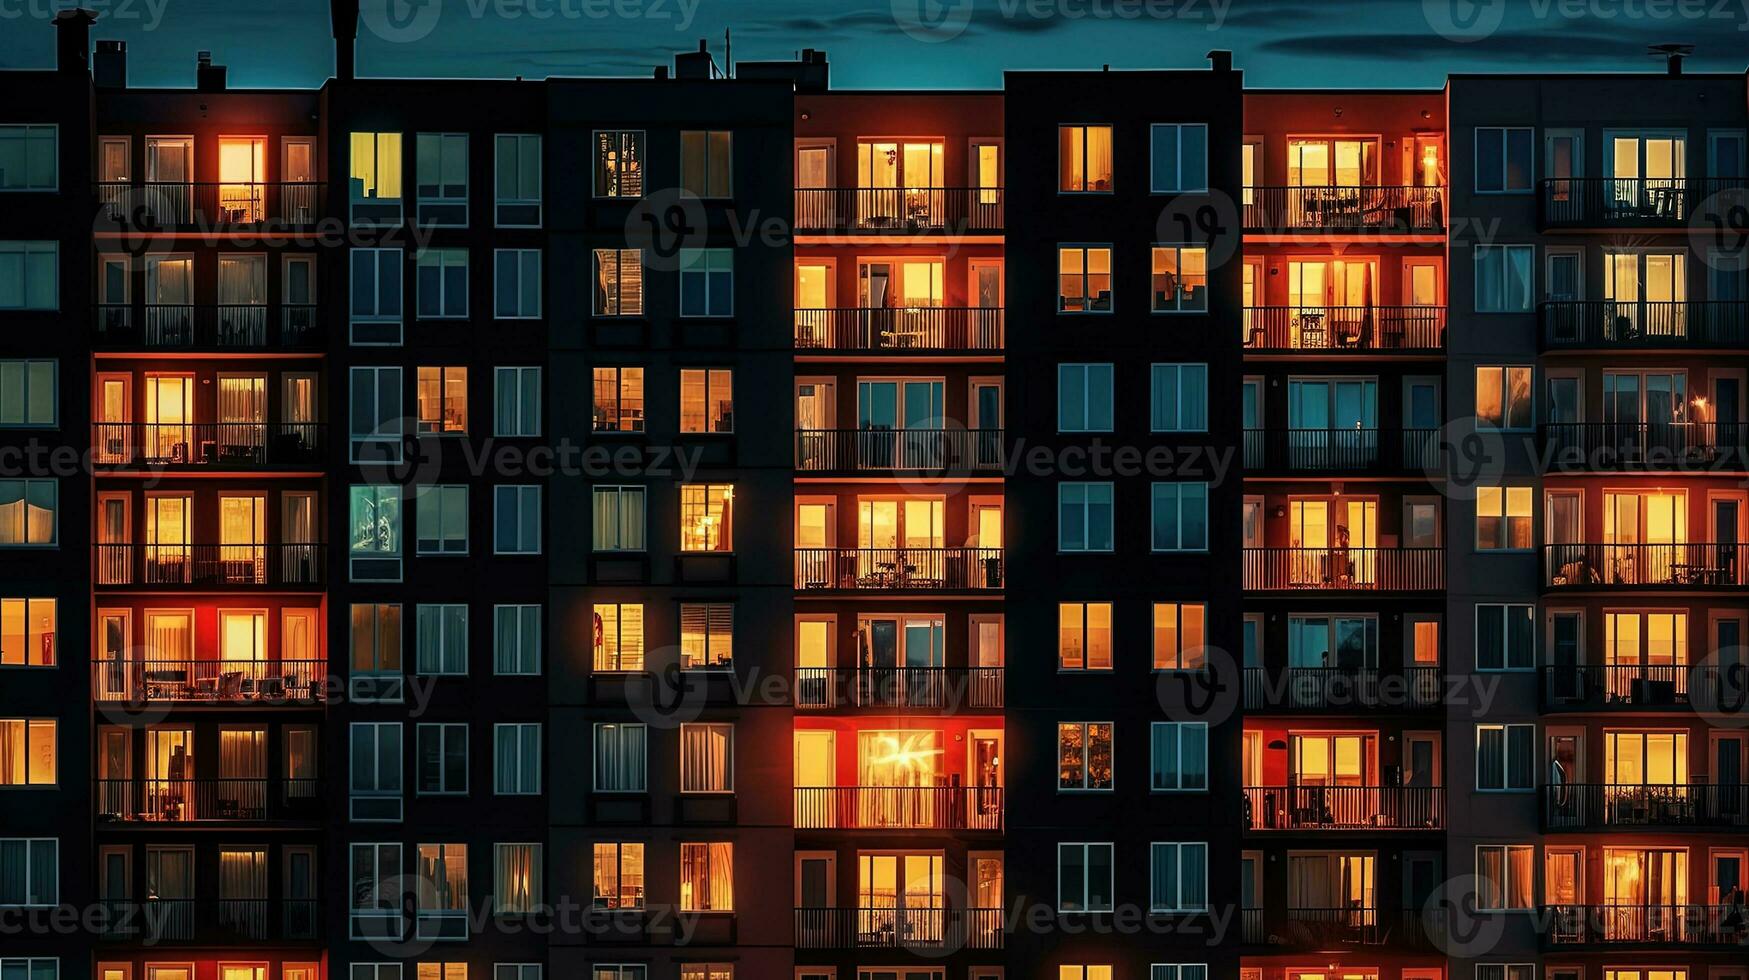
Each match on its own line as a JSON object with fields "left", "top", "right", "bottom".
{"left": 218, "top": 137, "right": 267, "bottom": 221}
{"left": 145, "top": 727, "right": 195, "bottom": 820}
{"left": 858, "top": 853, "right": 945, "bottom": 944}
{"left": 1604, "top": 251, "right": 1687, "bottom": 340}
{"left": 857, "top": 730, "right": 943, "bottom": 828}
{"left": 1605, "top": 491, "right": 1687, "bottom": 584}
{"left": 1603, "top": 847, "right": 1687, "bottom": 939}
{"left": 856, "top": 141, "right": 944, "bottom": 227}
{"left": 144, "top": 136, "right": 192, "bottom": 220}
{"left": 1287, "top": 378, "right": 1378, "bottom": 465}
{"left": 144, "top": 256, "right": 193, "bottom": 343}
{"left": 219, "top": 494, "right": 266, "bottom": 583}
{"left": 1608, "top": 134, "right": 1686, "bottom": 215}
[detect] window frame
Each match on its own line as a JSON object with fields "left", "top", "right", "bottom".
{"left": 593, "top": 130, "right": 645, "bottom": 199}
{"left": 0, "top": 359, "right": 57, "bottom": 428}
{"left": 1057, "top": 363, "right": 1114, "bottom": 433}
{"left": 0, "top": 125, "right": 58, "bottom": 192}
{"left": 493, "top": 248, "right": 541, "bottom": 320}
{"left": 1058, "top": 481, "right": 1115, "bottom": 553}
{"left": 414, "top": 485, "right": 469, "bottom": 557}
{"left": 0, "top": 241, "right": 58, "bottom": 311}
{"left": 1150, "top": 363, "right": 1208, "bottom": 433}
{"left": 1474, "top": 126, "right": 1536, "bottom": 195}
{"left": 413, "top": 132, "right": 468, "bottom": 227}
{"left": 494, "top": 133, "right": 543, "bottom": 228}
{"left": 1476, "top": 722, "right": 1536, "bottom": 792}
{"left": 1056, "top": 841, "right": 1115, "bottom": 913}
{"left": 493, "top": 723, "right": 542, "bottom": 795}
{"left": 592, "top": 485, "right": 647, "bottom": 552}
{"left": 493, "top": 366, "right": 541, "bottom": 438}
{"left": 493, "top": 604, "right": 541, "bottom": 676}
{"left": 1150, "top": 482, "right": 1210, "bottom": 553}
{"left": 414, "top": 603, "right": 469, "bottom": 675}
{"left": 1058, "top": 124, "right": 1115, "bottom": 194}
{"left": 1149, "top": 721, "right": 1208, "bottom": 792}
{"left": 1149, "top": 123, "right": 1209, "bottom": 194}
{"left": 1148, "top": 841, "right": 1210, "bottom": 913}
{"left": 493, "top": 485, "right": 541, "bottom": 556}
{"left": 1058, "top": 721, "right": 1115, "bottom": 792}
{"left": 414, "top": 722, "right": 469, "bottom": 796}
{"left": 415, "top": 248, "right": 469, "bottom": 320}
{"left": 1057, "top": 244, "right": 1114, "bottom": 314}
{"left": 0, "top": 480, "right": 57, "bottom": 548}
{"left": 1150, "top": 244, "right": 1210, "bottom": 314}
{"left": 1474, "top": 244, "right": 1535, "bottom": 314}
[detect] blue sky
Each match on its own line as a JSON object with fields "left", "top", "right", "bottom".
{"left": 2, "top": 0, "right": 1747, "bottom": 89}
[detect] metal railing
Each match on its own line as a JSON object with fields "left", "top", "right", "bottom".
{"left": 1243, "top": 547, "right": 1445, "bottom": 591}
{"left": 793, "top": 187, "right": 1004, "bottom": 232}
{"left": 1242, "top": 306, "right": 1446, "bottom": 352}
{"left": 94, "top": 543, "right": 326, "bottom": 588}
{"left": 1244, "top": 185, "right": 1445, "bottom": 232}
{"left": 1545, "top": 783, "right": 1749, "bottom": 830}
{"left": 96, "top": 180, "right": 325, "bottom": 226}
{"left": 95, "top": 778, "right": 319, "bottom": 822}
{"left": 1243, "top": 785, "right": 1444, "bottom": 830}
{"left": 97, "top": 898, "right": 320, "bottom": 943}
{"left": 1243, "top": 428, "right": 1438, "bottom": 472}
{"left": 1243, "top": 666, "right": 1443, "bottom": 711}
{"left": 1543, "top": 904, "right": 1737, "bottom": 945}
{"left": 794, "top": 666, "right": 1004, "bottom": 710}
{"left": 795, "top": 428, "right": 1003, "bottom": 473}
{"left": 1540, "top": 300, "right": 1749, "bottom": 349}
{"left": 793, "top": 785, "right": 1003, "bottom": 830}
{"left": 794, "top": 307, "right": 1004, "bottom": 352}
{"left": 1542, "top": 664, "right": 1748, "bottom": 710}
{"left": 92, "top": 303, "right": 323, "bottom": 349}
{"left": 1541, "top": 421, "right": 1748, "bottom": 470}
{"left": 793, "top": 906, "right": 1005, "bottom": 949}
{"left": 90, "top": 656, "right": 328, "bottom": 703}
{"left": 1539, "top": 177, "right": 1746, "bottom": 227}
{"left": 1242, "top": 907, "right": 1443, "bottom": 950}
{"left": 92, "top": 422, "right": 325, "bottom": 467}
{"left": 796, "top": 547, "right": 1003, "bottom": 591}
{"left": 1543, "top": 542, "right": 1745, "bottom": 588}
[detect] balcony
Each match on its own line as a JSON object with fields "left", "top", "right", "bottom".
{"left": 91, "top": 657, "right": 328, "bottom": 705}
{"left": 1544, "top": 783, "right": 1749, "bottom": 830}
{"left": 1243, "top": 185, "right": 1445, "bottom": 233}
{"left": 1243, "top": 428, "right": 1437, "bottom": 474}
{"left": 1542, "top": 422, "right": 1748, "bottom": 471}
{"left": 794, "top": 666, "right": 1004, "bottom": 710}
{"left": 96, "top": 180, "right": 325, "bottom": 228}
{"left": 793, "top": 785, "right": 1003, "bottom": 831}
{"left": 1540, "top": 300, "right": 1749, "bottom": 349}
{"left": 794, "top": 187, "right": 1004, "bottom": 233}
{"left": 1243, "top": 306, "right": 1446, "bottom": 353}
{"left": 1543, "top": 904, "right": 1737, "bottom": 946}
{"left": 794, "top": 907, "right": 1005, "bottom": 949}
{"left": 795, "top": 429, "right": 1003, "bottom": 475}
{"left": 1243, "top": 785, "right": 1444, "bottom": 830}
{"left": 794, "top": 307, "right": 1004, "bottom": 353}
{"left": 98, "top": 898, "right": 320, "bottom": 944}
{"left": 93, "top": 303, "right": 323, "bottom": 350}
{"left": 95, "top": 778, "right": 320, "bottom": 823}
{"left": 1543, "top": 543, "right": 1745, "bottom": 590}
{"left": 1243, "top": 666, "right": 1443, "bottom": 712}
{"left": 92, "top": 422, "right": 326, "bottom": 469}
{"left": 1242, "top": 547, "right": 1444, "bottom": 591}
{"left": 796, "top": 547, "right": 1003, "bottom": 592}
{"left": 1242, "top": 907, "right": 1443, "bottom": 949}
{"left": 94, "top": 543, "right": 326, "bottom": 589}
{"left": 1539, "top": 177, "right": 1745, "bottom": 228}
{"left": 1541, "top": 664, "right": 1745, "bottom": 710}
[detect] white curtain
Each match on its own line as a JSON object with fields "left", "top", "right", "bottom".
{"left": 219, "top": 728, "right": 265, "bottom": 779}
{"left": 681, "top": 724, "right": 732, "bottom": 793}
{"left": 217, "top": 256, "right": 266, "bottom": 305}
{"left": 680, "top": 842, "right": 733, "bottom": 911}
{"left": 148, "top": 614, "right": 192, "bottom": 662}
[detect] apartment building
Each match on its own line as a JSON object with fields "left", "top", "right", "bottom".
{"left": 4, "top": 6, "right": 1749, "bottom": 980}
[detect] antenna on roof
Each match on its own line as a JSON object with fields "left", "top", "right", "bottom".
{"left": 1648, "top": 42, "right": 1694, "bottom": 75}
{"left": 725, "top": 28, "right": 732, "bottom": 78}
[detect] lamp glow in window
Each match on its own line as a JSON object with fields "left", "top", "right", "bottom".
{"left": 678, "top": 841, "right": 732, "bottom": 911}
{"left": 592, "top": 603, "right": 644, "bottom": 672}
{"left": 857, "top": 730, "right": 943, "bottom": 828}
{"left": 680, "top": 484, "right": 733, "bottom": 552}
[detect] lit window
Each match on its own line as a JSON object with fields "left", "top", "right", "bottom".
{"left": 679, "top": 368, "right": 733, "bottom": 433}
{"left": 1475, "top": 844, "right": 1534, "bottom": 909}
{"left": 0, "top": 719, "right": 56, "bottom": 785}
{"left": 0, "top": 597, "right": 55, "bottom": 666}
{"left": 414, "top": 843, "right": 468, "bottom": 920}
{"left": 593, "top": 604, "right": 644, "bottom": 672}
{"left": 680, "top": 484, "right": 733, "bottom": 552}
{"left": 1058, "top": 722, "right": 1114, "bottom": 790}
{"left": 349, "top": 132, "right": 403, "bottom": 222}
{"left": 0, "top": 480, "right": 56, "bottom": 546}
{"left": 416, "top": 366, "right": 468, "bottom": 434}
{"left": 0, "top": 126, "right": 58, "bottom": 191}
{"left": 1152, "top": 602, "right": 1206, "bottom": 670}
{"left": 1150, "top": 123, "right": 1208, "bottom": 193}
{"left": 1059, "top": 125, "right": 1114, "bottom": 192}
{"left": 1058, "top": 602, "right": 1112, "bottom": 671}
{"left": 679, "top": 248, "right": 732, "bottom": 317}
{"left": 678, "top": 842, "right": 732, "bottom": 911}
{"left": 0, "top": 360, "right": 56, "bottom": 427}
{"left": 1475, "top": 366, "right": 1532, "bottom": 429}
{"left": 594, "top": 249, "right": 644, "bottom": 316}
{"left": 592, "top": 842, "right": 645, "bottom": 908}
{"left": 680, "top": 130, "right": 731, "bottom": 198}
{"left": 679, "top": 723, "right": 733, "bottom": 793}
{"left": 1475, "top": 967, "right": 1534, "bottom": 980}
{"left": 350, "top": 486, "right": 402, "bottom": 558}
{"left": 1475, "top": 487, "right": 1532, "bottom": 550}
{"left": 1151, "top": 967, "right": 1208, "bottom": 980}
{"left": 594, "top": 131, "right": 644, "bottom": 198}
{"left": 678, "top": 967, "right": 731, "bottom": 980}
{"left": 494, "top": 843, "right": 541, "bottom": 912}
{"left": 592, "top": 486, "right": 646, "bottom": 552}
{"left": 1151, "top": 245, "right": 1208, "bottom": 313}
{"left": 415, "top": 249, "right": 468, "bottom": 319}
{"left": 1058, "top": 246, "right": 1112, "bottom": 313}
{"left": 591, "top": 366, "right": 645, "bottom": 433}
{"left": 0, "top": 242, "right": 57, "bottom": 311}
{"left": 349, "top": 603, "right": 403, "bottom": 691}
{"left": 1063, "top": 967, "right": 1113, "bottom": 980}
{"left": 680, "top": 603, "right": 733, "bottom": 670}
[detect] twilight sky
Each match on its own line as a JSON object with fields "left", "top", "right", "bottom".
{"left": 2, "top": 0, "right": 1747, "bottom": 89}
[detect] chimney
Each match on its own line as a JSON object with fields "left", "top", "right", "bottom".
{"left": 331, "top": 0, "right": 360, "bottom": 81}
{"left": 94, "top": 40, "right": 126, "bottom": 88}
{"left": 53, "top": 8, "right": 96, "bottom": 75}
{"left": 196, "top": 51, "right": 226, "bottom": 91}
{"left": 1208, "top": 49, "right": 1233, "bottom": 72}
{"left": 1649, "top": 43, "right": 1693, "bottom": 76}
{"left": 675, "top": 39, "right": 717, "bottom": 80}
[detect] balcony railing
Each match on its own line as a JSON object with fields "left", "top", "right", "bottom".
{"left": 1541, "top": 422, "right": 1748, "bottom": 471}
{"left": 1540, "top": 300, "right": 1749, "bottom": 349}
{"left": 1243, "top": 547, "right": 1444, "bottom": 591}
{"left": 1543, "top": 904, "right": 1737, "bottom": 946}
{"left": 796, "top": 547, "right": 1003, "bottom": 591}
{"left": 1243, "top": 666, "right": 1443, "bottom": 711}
{"left": 794, "top": 307, "right": 1004, "bottom": 353}
{"left": 1544, "top": 783, "right": 1749, "bottom": 830}
{"left": 1243, "top": 785, "right": 1444, "bottom": 830}
{"left": 91, "top": 657, "right": 329, "bottom": 704}
{"left": 95, "top": 778, "right": 319, "bottom": 822}
{"left": 1539, "top": 177, "right": 1746, "bottom": 228}
{"left": 94, "top": 543, "right": 326, "bottom": 588}
{"left": 1242, "top": 907, "right": 1444, "bottom": 950}
{"left": 793, "top": 786, "right": 1003, "bottom": 830}
{"left": 793, "top": 907, "right": 1005, "bottom": 949}
{"left": 1543, "top": 542, "right": 1745, "bottom": 589}
{"left": 96, "top": 180, "right": 325, "bottom": 227}
{"left": 794, "top": 187, "right": 1004, "bottom": 233}
{"left": 92, "top": 422, "right": 325, "bottom": 468}
{"left": 1243, "top": 306, "right": 1446, "bottom": 352}
{"left": 794, "top": 666, "right": 1004, "bottom": 710}
{"left": 1541, "top": 663, "right": 1748, "bottom": 710}
{"left": 795, "top": 429, "right": 1003, "bottom": 473}
{"left": 1243, "top": 428, "right": 1437, "bottom": 473}
{"left": 93, "top": 303, "right": 323, "bottom": 349}
{"left": 1244, "top": 185, "right": 1445, "bottom": 232}
{"left": 98, "top": 898, "right": 320, "bottom": 943}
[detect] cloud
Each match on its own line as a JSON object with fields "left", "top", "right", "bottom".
{"left": 1257, "top": 29, "right": 1655, "bottom": 63}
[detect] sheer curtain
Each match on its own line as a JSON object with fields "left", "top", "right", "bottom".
{"left": 495, "top": 843, "right": 541, "bottom": 912}
{"left": 680, "top": 724, "right": 732, "bottom": 793}
{"left": 148, "top": 613, "right": 192, "bottom": 663}
{"left": 594, "top": 724, "right": 646, "bottom": 792}
{"left": 218, "top": 848, "right": 266, "bottom": 899}
{"left": 680, "top": 842, "right": 733, "bottom": 911}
